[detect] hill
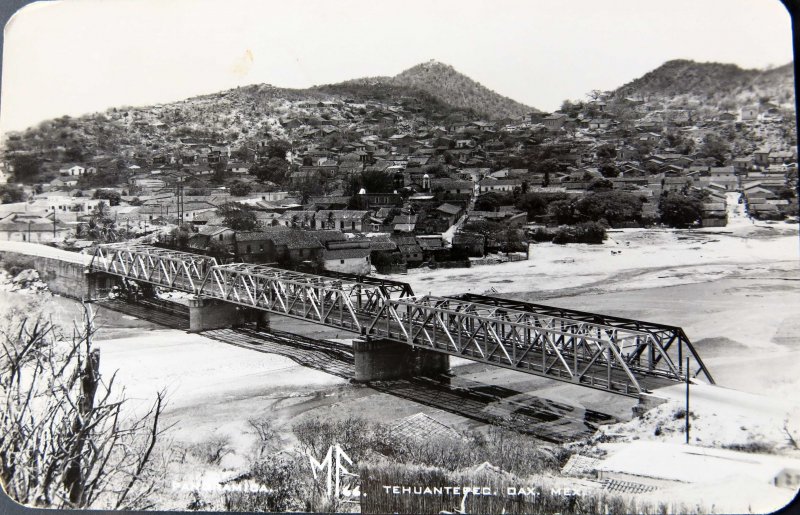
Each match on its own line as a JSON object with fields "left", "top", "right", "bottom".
{"left": 328, "top": 60, "right": 537, "bottom": 120}
{"left": 612, "top": 59, "right": 794, "bottom": 109}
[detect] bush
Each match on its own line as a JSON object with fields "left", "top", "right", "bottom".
{"left": 93, "top": 188, "right": 121, "bottom": 206}
{"left": 0, "top": 253, "right": 37, "bottom": 276}
{"left": 229, "top": 181, "right": 252, "bottom": 197}
{"left": 528, "top": 227, "right": 555, "bottom": 242}
{"left": 573, "top": 190, "right": 645, "bottom": 225}
{"left": 230, "top": 454, "right": 307, "bottom": 512}
{"left": 552, "top": 222, "right": 607, "bottom": 244}
{"left": 189, "top": 434, "right": 233, "bottom": 465}
{"left": 721, "top": 441, "right": 776, "bottom": 454}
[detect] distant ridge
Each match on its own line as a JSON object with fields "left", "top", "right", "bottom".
{"left": 612, "top": 59, "right": 794, "bottom": 107}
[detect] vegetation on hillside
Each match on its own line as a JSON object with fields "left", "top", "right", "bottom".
{"left": 613, "top": 59, "right": 795, "bottom": 109}
{"left": 333, "top": 60, "right": 536, "bottom": 120}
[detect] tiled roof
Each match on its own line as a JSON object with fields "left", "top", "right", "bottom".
{"left": 235, "top": 229, "right": 287, "bottom": 242}
{"left": 316, "top": 210, "right": 369, "bottom": 221}
{"left": 323, "top": 248, "right": 371, "bottom": 260}
{"left": 391, "top": 215, "right": 417, "bottom": 224}
{"left": 436, "top": 203, "right": 462, "bottom": 215}
{"left": 267, "top": 229, "right": 324, "bottom": 250}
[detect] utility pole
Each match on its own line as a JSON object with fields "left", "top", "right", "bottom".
{"left": 52, "top": 206, "right": 57, "bottom": 239}
{"left": 685, "top": 357, "right": 690, "bottom": 444}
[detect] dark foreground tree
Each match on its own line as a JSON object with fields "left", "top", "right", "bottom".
{"left": 0, "top": 303, "right": 170, "bottom": 509}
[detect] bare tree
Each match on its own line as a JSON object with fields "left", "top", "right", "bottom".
{"left": 0, "top": 303, "right": 170, "bottom": 509}
{"left": 784, "top": 418, "right": 799, "bottom": 451}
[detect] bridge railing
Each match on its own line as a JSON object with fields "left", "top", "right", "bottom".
{"left": 90, "top": 243, "right": 219, "bottom": 293}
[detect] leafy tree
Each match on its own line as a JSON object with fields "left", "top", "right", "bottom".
{"left": 0, "top": 185, "right": 26, "bottom": 204}
{"left": 64, "top": 146, "right": 85, "bottom": 162}
{"left": 529, "top": 158, "right": 561, "bottom": 185}
{"left": 323, "top": 133, "right": 344, "bottom": 149}
{"left": 474, "top": 192, "right": 507, "bottom": 211}
{"left": 266, "top": 139, "right": 291, "bottom": 161}
{"left": 514, "top": 192, "right": 567, "bottom": 220}
{"left": 548, "top": 199, "right": 575, "bottom": 224}
{"left": 249, "top": 157, "right": 289, "bottom": 184}
{"left": 588, "top": 178, "right": 614, "bottom": 191}
{"left": 666, "top": 130, "right": 695, "bottom": 154}
{"left": 559, "top": 99, "right": 583, "bottom": 118}
{"left": 210, "top": 162, "right": 228, "bottom": 184}
{"left": 573, "top": 190, "right": 644, "bottom": 225}
{"left": 7, "top": 154, "right": 42, "bottom": 183}
{"left": 700, "top": 134, "right": 730, "bottom": 166}
{"left": 216, "top": 202, "right": 259, "bottom": 231}
{"left": 93, "top": 189, "right": 121, "bottom": 206}
{"left": 659, "top": 192, "right": 703, "bottom": 228}
{"left": 229, "top": 181, "right": 252, "bottom": 196}
{"left": 599, "top": 163, "right": 620, "bottom": 178}
{"left": 552, "top": 222, "right": 607, "bottom": 244}
{"left": 596, "top": 144, "right": 617, "bottom": 160}
{"left": 231, "top": 146, "right": 255, "bottom": 162}
{"left": 359, "top": 169, "right": 395, "bottom": 194}
{"left": 80, "top": 201, "right": 122, "bottom": 242}
{"left": 297, "top": 178, "right": 324, "bottom": 204}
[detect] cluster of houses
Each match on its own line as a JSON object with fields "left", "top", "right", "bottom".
{"left": 1, "top": 90, "right": 797, "bottom": 271}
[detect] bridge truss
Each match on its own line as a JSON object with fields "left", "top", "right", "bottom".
{"left": 89, "top": 243, "right": 713, "bottom": 396}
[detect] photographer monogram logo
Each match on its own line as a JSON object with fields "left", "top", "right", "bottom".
{"left": 307, "top": 444, "right": 360, "bottom": 498}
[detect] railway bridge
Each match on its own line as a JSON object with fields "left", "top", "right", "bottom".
{"left": 82, "top": 243, "right": 714, "bottom": 399}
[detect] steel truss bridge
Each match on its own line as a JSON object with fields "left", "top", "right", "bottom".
{"left": 90, "top": 243, "right": 714, "bottom": 397}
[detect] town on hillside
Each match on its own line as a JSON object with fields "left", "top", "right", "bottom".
{"left": 0, "top": 67, "right": 797, "bottom": 276}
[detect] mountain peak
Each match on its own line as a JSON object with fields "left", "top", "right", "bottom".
{"left": 400, "top": 60, "right": 455, "bottom": 72}
{"left": 386, "top": 60, "right": 535, "bottom": 119}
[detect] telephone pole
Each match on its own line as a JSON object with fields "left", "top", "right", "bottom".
{"left": 685, "top": 357, "right": 690, "bottom": 444}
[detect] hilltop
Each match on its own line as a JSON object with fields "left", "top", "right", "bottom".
{"left": 325, "top": 60, "right": 537, "bottom": 120}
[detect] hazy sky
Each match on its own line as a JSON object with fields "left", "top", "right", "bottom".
{"left": 0, "top": 0, "right": 793, "bottom": 136}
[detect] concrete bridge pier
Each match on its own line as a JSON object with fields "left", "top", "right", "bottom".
{"left": 188, "top": 297, "right": 245, "bottom": 332}
{"left": 353, "top": 338, "right": 450, "bottom": 382}
{"left": 242, "top": 307, "right": 271, "bottom": 330}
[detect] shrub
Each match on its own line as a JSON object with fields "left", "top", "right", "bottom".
{"left": 0, "top": 253, "right": 37, "bottom": 276}
{"left": 721, "top": 441, "right": 776, "bottom": 454}
{"left": 552, "top": 222, "right": 607, "bottom": 244}
{"left": 229, "top": 181, "right": 252, "bottom": 197}
{"left": 189, "top": 434, "right": 233, "bottom": 465}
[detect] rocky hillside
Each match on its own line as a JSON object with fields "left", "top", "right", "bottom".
{"left": 612, "top": 59, "right": 795, "bottom": 109}
{"left": 332, "top": 60, "right": 537, "bottom": 120}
